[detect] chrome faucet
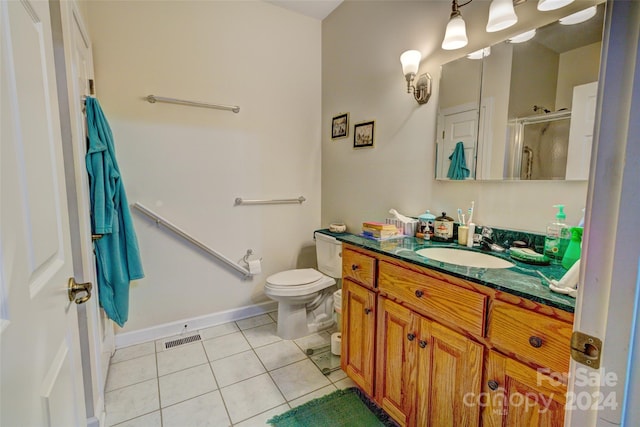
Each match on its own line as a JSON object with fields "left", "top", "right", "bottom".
{"left": 479, "top": 227, "right": 506, "bottom": 252}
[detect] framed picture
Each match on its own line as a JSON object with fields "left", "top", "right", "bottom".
{"left": 353, "top": 121, "right": 375, "bottom": 148}
{"left": 331, "top": 113, "right": 349, "bottom": 139}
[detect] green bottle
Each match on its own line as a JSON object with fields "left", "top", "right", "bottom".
{"left": 561, "top": 227, "right": 583, "bottom": 270}
{"left": 544, "top": 205, "right": 570, "bottom": 264}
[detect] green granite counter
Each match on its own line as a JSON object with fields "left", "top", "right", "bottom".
{"left": 318, "top": 230, "right": 575, "bottom": 313}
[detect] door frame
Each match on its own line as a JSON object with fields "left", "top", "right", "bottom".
{"left": 566, "top": 1, "right": 640, "bottom": 425}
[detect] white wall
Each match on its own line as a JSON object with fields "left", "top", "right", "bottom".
{"left": 86, "top": 1, "right": 321, "bottom": 334}
{"left": 556, "top": 41, "right": 602, "bottom": 109}
{"left": 322, "top": 1, "right": 592, "bottom": 234}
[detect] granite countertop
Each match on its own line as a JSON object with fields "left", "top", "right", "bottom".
{"left": 318, "top": 229, "right": 575, "bottom": 313}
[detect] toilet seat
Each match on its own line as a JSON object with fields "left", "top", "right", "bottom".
{"left": 265, "top": 268, "right": 335, "bottom": 296}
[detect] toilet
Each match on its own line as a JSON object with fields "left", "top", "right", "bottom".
{"left": 264, "top": 232, "right": 342, "bottom": 340}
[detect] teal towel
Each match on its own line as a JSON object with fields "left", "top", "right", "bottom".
{"left": 447, "top": 141, "right": 470, "bottom": 180}
{"left": 86, "top": 97, "right": 144, "bottom": 327}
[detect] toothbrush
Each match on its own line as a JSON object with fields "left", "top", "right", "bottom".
{"left": 457, "top": 208, "right": 463, "bottom": 224}
{"left": 467, "top": 201, "right": 475, "bottom": 225}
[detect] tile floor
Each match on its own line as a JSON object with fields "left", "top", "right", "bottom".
{"left": 104, "top": 312, "right": 356, "bottom": 426}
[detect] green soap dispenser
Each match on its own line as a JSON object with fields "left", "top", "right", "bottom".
{"left": 544, "top": 205, "right": 570, "bottom": 264}
{"left": 562, "top": 227, "right": 583, "bottom": 269}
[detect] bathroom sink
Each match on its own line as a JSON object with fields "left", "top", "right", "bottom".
{"left": 415, "top": 247, "right": 514, "bottom": 269}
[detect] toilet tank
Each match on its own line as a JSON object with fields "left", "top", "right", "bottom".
{"left": 315, "top": 232, "right": 342, "bottom": 278}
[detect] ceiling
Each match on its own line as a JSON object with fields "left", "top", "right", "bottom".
{"left": 265, "top": 0, "right": 343, "bottom": 20}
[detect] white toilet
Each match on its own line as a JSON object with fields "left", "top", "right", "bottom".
{"left": 264, "top": 232, "right": 342, "bottom": 340}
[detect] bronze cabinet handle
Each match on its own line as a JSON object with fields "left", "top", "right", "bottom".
{"left": 415, "top": 290, "right": 424, "bottom": 298}
{"left": 487, "top": 380, "right": 499, "bottom": 391}
{"left": 419, "top": 340, "right": 427, "bottom": 348}
{"left": 351, "top": 264, "right": 359, "bottom": 271}
{"left": 407, "top": 333, "right": 416, "bottom": 341}
{"left": 529, "top": 336, "right": 543, "bottom": 348}
{"left": 364, "top": 308, "right": 372, "bottom": 315}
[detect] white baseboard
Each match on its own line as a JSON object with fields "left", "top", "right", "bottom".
{"left": 114, "top": 301, "right": 278, "bottom": 349}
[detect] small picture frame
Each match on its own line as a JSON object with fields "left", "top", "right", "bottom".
{"left": 353, "top": 121, "right": 375, "bottom": 148}
{"left": 331, "top": 113, "right": 349, "bottom": 139}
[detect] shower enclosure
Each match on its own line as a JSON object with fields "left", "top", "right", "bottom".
{"left": 505, "top": 110, "right": 572, "bottom": 180}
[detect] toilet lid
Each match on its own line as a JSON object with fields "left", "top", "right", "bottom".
{"left": 266, "top": 269, "right": 323, "bottom": 286}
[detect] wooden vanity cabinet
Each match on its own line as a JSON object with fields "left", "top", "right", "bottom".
{"left": 376, "top": 297, "right": 483, "bottom": 427}
{"left": 340, "top": 247, "right": 378, "bottom": 396}
{"left": 339, "top": 243, "right": 574, "bottom": 427}
{"left": 341, "top": 278, "right": 376, "bottom": 396}
{"left": 482, "top": 350, "right": 567, "bottom": 427}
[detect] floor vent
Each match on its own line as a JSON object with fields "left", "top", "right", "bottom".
{"left": 164, "top": 334, "right": 202, "bottom": 349}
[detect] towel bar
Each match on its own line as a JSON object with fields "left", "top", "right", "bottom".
{"left": 234, "top": 196, "right": 306, "bottom": 206}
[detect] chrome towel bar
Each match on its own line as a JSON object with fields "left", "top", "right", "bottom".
{"left": 132, "top": 202, "right": 252, "bottom": 278}
{"left": 145, "top": 95, "right": 240, "bottom": 113}
{"left": 234, "top": 196, "right": 306, "bottom": 206}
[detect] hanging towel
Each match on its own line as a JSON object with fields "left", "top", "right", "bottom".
{"left": 447, "top": 141, "right": 471, "bottom": 180}
{"left": 85, "top": 97, "right": 144, "bottom": 327}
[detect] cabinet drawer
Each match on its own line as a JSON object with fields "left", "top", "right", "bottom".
{"left": 488, "top": 300, "right": 572, "bottom": 375}
{"left": 342, "top": 248, "right": 376, "bottom": 289}
{"left": 378, "top": 261, "right": 487, "bottom": 337}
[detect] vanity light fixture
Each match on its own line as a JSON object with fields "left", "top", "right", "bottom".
{"left": 486, "top": 0, "right": 518, "bottom": 32}
{"left": 400, "top": 50, "right": 432, "bottom": 105}
{"left": 559, "top": 5, "right": 596, "bottom": 25}
{"left": 508, "top": 29, "right": 537, "bottom": 43}
{"left": 537, "top": 0, "right": 575, "bottom": 12}
{"left": 442, "top": 0, "right": 471, "bottom": 50}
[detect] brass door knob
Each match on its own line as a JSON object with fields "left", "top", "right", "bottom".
{"left": 68, "top": 277, "right": 92, "bottom": 304}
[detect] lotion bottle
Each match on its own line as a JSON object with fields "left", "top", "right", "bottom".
{"left": 544, "top": 205, "right": 570, "bottom": 264}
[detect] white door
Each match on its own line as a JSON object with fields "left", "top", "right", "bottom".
{"left": 56, "top": 1, "right": 114, "bottom": 423}
{"left": 565, "top": 81, "right": 598, "bottom": 180}
{"left": 437, "top": 105, "right": 478, "bottom": 179}
{"left": 1, "top": 0, "right": 87, "bottom": 425}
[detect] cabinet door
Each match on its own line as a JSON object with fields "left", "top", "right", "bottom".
{"left": 416, "top": 318, "right": 484, "bottom": 426}
{"left": 341, "top": 278, "right": 376, "bottom": 395}
{"left": 483, "top": 350, "right": 566, "bottom": 427}
{"left": 376, "top": 298, "right": 417, "bottom": 427}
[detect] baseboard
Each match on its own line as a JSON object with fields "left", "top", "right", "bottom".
{"left": 114, "top": 301, "right": 278, "bottom": 349}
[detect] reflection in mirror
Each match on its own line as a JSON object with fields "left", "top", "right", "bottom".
{"left": 436, "top": 55, "right": 482, "bottom": 180}
{"left": 436, "top": 3, "right": 605, "bottom": 181}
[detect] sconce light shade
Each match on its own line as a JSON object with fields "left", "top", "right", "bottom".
{"left": 486, "top": 0, "right": 518, "bottom": 32}
{"left": 400, "top": 50, "right": 432, "bottom": 105}
{"left": 508, "top": 29, "right": 536, "bottom": 43}
{"left": 559, "top": 6, "right": 596, "bottom": 25}
{"left": 442, "top": 14, "right": 468, "bottom": 50}
{"left": 537, "top": 0, "right": 574, "bottom": 12}
{"left": 400, "top": 50, "right": 421, "bottom": 77}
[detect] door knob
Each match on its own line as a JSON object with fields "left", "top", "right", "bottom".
{"left": 68, "top": 277, "right": 92, "bottom": 304}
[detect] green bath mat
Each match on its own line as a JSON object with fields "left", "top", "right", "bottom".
{"left": 267, "top": 387, "right": 398, "bottom": 427}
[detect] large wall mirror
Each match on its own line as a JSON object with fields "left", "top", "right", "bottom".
{"left": 436, "top": 3, "right": 605, "bottom": 181}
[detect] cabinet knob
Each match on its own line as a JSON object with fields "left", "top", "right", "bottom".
{"left": 419, "top": 340, "right": 427, "bottom": 348}
{"left": 407, "top": 333, "right": 416, "bottom": 341}
{"left": 415, "top": 290, "right": 424, "bottom": 298}
{"left": 529, "top": 336, "right": 543, "bottom": 348}
{"left": 351, "top": 264, "right": 359, "bottom": 271}
{"left": 364, "top": 308, "right": 372, "bottom": 315}
{"left": 487, "top": 380, "right": 499, "bottom": 391}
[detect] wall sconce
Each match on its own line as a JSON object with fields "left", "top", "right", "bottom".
{"left": 538, "top": 0, "right": 575, "bottom": 12}
{"left": 400, "top": 50, "right": 432, "bottom": 105}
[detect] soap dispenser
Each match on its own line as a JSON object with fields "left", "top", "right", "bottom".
{"left": 544, "top": 205, "right": 570, "bottom": 264}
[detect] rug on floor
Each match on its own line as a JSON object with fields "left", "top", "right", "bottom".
{"left": 267, "top": 387, "right": 398, "bottom": 427}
